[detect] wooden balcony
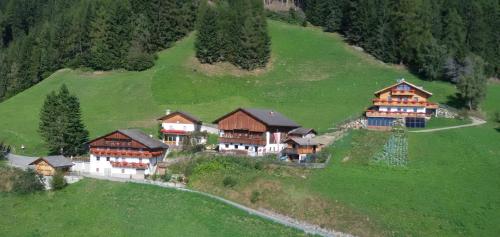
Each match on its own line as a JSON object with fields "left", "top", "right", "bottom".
{"left": 366, "top": 110, "right": 427, "bottom": 118}
{"left": 373, "top": 98, "right": 428, "bottom": 107}
{"left": 219, "top": 137, "right": 266, "bottom": 146}
{"left": 391, "top": 89, "right": 415, "bottom": 95}
{"left": 426, "top": 102, "right": 439, "bottom": 109}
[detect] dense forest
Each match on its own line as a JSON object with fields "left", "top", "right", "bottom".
{"left": 196, "top": 0, "right": 271, "bottom": 70}
{"left": 303, "top": 0, "right": 499, "bottom": 82}
{"left": 0, "top": 0, "right": 198, "bottom": 101}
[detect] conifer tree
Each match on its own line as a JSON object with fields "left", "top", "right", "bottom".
{"left": 89, "top": 6, "right": 112, "bottom": 70}
{"left": 441, "top": 8, "right": 466, "bottom": 58}
{"left": 39, "top": 84, "right": 88, "bottom": 156}
{"left": 195, "top": 1, "right": 222, "bottom": 64}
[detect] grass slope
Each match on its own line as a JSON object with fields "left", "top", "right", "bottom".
{"left": 0, "top": 21, "right": 456, "bottom": 155}
{"left": 0, "top": 179, "right": 306, "bottom": 237}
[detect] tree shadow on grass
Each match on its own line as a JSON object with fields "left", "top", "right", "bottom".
{"left": 445, "top": 94, "right": 466, "bottom": 109}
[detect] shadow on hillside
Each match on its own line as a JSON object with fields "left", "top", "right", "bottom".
{"left": 495, "top": 127, "right": 500, "bottom": 133}
{"left": 445, "top": 94, "right": 466, "bottom": 109}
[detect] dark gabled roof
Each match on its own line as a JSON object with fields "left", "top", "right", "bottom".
{"left": 29, "top": 156, "right": 73, "bottom": 168}
{"left": 213, "top": 108, "right": 300, "bottom": 128}
{"left": 285, "top": 137, "right": 318, "bottom": 146}
{"left": 88, "top": 129, "right": 169, "bottom": 150}
{"left": 157, "top": 111, "right": 202, "bottom": 124}
{"left": 118, "top": 129, "right": 169, "bottom": 149}
{"left": 288, "top": 127, "right": 317, "bottom": 136}
{"left": 374, "top": 79, "right": 432, "bottom": 96}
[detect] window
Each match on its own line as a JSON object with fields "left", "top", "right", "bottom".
{"left": 405, "top": 117, "right": 425, "bottom": 128}
{"left": 225, "top": 144, "right": 229, "bottom": 148}
{"left": 96, "top": 156, "right": 100, "bottom": 161}
{"left": 414, "top": 97, "right": 419, "bottom": 101}
{"left": 106, "top": 157, "right": 110, "bottom": 161}
{"left": 96, "top": 168, "right": 99, "bottom": 172}
{"left": 397, "top": 107, "right": 401, "bottom": 112}
{"left": 413, "top": 107, "right": 417, "bottom": 112}
{"left": 121, "top": 169, "right": 125, "bottom": 174}
{"left": 388, "top": 96, "right": 392, "bottom": 101}
{"left": 139, "top": 158, "right": 142, "bottom": 163}
{"left": 235, "top": 145, "right": 239, "bottom": 149}
{"left": 245, "top": 146, "right": 249, "bottom": 150}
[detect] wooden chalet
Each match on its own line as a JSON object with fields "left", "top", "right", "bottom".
{"left": 366, "top": 79, "right": 438, "bottom": 130}
{"left": 88, "top": 129, "right": 168, "bottom": 179}
{"left": 282, "top": 137, "right": 318, "bottom": 161}
{"left": 287, "top": 127, "right": 317, "bottom": 139}
{"left": 158, "top": 110, "right": 204, "bottom": 147}
{"left": 29, "top": 156, "right": 73, "bottom": 176}
{"left": 213, "top": 108, "right": 300, "bottom": 156}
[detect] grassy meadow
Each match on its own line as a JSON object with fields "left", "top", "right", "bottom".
{"left": 0, "top": 179, "right": 307, "bottom": 237}
{"left": 0, "top": 21, "right": 456, "bottom": 155}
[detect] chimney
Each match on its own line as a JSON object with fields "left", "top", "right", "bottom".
{"left": 166, "top": 109, "right": 171, "bottom": 115}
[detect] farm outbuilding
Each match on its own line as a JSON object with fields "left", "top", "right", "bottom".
{"left": 29, "top": 156, "right": 74, "bottom": 176}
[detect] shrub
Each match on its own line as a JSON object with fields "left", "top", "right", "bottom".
{"left": 51, "top": 170, "right": 67, "bottom": 190}
{"left": 162, "top": 173, "right": 172, "bottom": 182}
{"left": 222, "top": 176, "right": 237, "bottom": 188}
{"left": 254, "top": 161, "right": 264, "bottom": 170}
{"left": 125, "top": 49, "right": 155, "bottom": 71}
{"left": 494, "top": 111, "right": 500, "bottom": 123}
{"left": 12, "top": 168, "right": 45, "bottom": 194}
{"left": 250, "top": 190, "right": 261, "bottom": 204}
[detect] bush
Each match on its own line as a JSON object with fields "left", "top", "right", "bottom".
{"left": 250, "top": 190, "right": 261, "bottom": 204}
{"left": 12, "top": 168, "right": 45, "bottom": 194}
{"left": 162, "top": 173, "right": 172, "bottom": 182}
{"left": 222, "top": 176, "right": 237, "bottom": 188}
{"left": 125, "top": 50, "right": 155, "bottom": 71}
{"left": 494, "top": 111, "right": 500, "bottom": 123}
{"left": 51, "top": 170, "right": 67, "bottom": 190}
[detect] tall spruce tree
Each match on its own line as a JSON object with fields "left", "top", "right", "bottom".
{"left": 39, "top": 84, "right": 88, "bottom": 156}
{"left": 195, "top": 1, "right": 222, "bottom": 64}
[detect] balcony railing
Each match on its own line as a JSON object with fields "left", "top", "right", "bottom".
{"left": 391, "top": 89, "right": 415, "bottom": 95}
{"left": 366, "top": 110, "right": 427, "bottom": 118}
{"left": 372, "top": 98, "right": 438, "bottom": 108}
{"left": 219, "top": 137, "right": 266, "bottom": 145}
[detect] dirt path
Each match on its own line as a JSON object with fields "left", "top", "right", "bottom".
{"left": 409, "top": 116, "right": 486, "bottom": 133}
{"left": 81, "top": 174, "right": 354, "bottom": 237}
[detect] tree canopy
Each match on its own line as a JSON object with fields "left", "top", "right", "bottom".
{"left": 0, "top": 0, "right": 198, "bottom": 101}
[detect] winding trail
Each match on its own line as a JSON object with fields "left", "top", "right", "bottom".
{"left": 409, "top": 116, "right": 486, "bottom": 133}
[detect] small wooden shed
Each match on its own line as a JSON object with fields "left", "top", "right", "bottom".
{"left": 29, "top": 156, "right": 74, "bottom": 176}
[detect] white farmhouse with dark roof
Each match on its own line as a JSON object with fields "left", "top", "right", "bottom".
{"left": 213, "top": 108, "right": 300, "bottom": 156}
{"left": 87, "top": 129, "right": 168, "bottom": 179}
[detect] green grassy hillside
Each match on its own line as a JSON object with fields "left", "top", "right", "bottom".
{"left": 0, "top": 179, "right": 306, "bottom": 237}
{"left": 0, "top": 21, "right": 456, "bottom": 155}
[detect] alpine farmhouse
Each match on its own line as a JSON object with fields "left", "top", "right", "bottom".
{"left": 158, "top": 110, "right": 205, "bottom": 147}
{"left": 366, "top": 79, "right": 438, "bottom": 129}
{"left": 213, "top": 108, "right": 300, "bottom": 156}
{"left": 88, "top": 129, "right": 168, "bottom": 179}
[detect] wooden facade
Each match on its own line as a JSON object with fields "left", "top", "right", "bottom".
{"left": 89, "top": 131, "right": 166, "bottom": 157}
{"left": 30, "top": 158, "right": 72, "bottom": 176}
{"left": 214, "top": 108, "right": 300, "bottom": 156}
{"left": 217, "top": 110, "right": 268, "bottom": 132}
{"left": 366, "top": 79, "right": 437, "bottom": 129}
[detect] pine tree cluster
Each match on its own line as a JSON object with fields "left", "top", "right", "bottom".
{"left": 0, "top": 0, "right": 199, "bottom": 101}
{"left": 39, "top": 84, "right": 89, "bottom": 156}
{"left": 304, "top": 0, "right": 499, "bottom": 81}
{"left": 195, "top": 0, "right": 271, "bottom": 70}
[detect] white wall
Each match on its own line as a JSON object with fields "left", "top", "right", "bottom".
{"left": 89, "top": 154, "right": 163, "bottom": 176}
{"left": 162, "top": 122, "right": 196, "bottom": 132}
{"left": 379, "top": 106, "right": 426, "bottom": 113}
{"left": 200, "top": 125, "right": 219, "bottom": 134}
